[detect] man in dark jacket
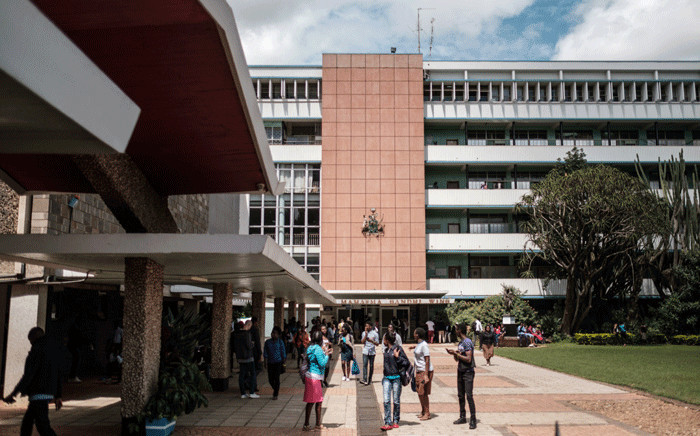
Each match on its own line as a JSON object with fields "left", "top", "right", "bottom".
{"left": 3, "top": 327, "right": 64, "bottom": 436}
{"left": 233, "top": 320, "right": 258, "bottom": 398}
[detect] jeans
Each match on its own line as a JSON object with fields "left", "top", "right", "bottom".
{"left": 362, "top": 354, "right": 375, "bottom": 383}
{"left": 238, "top": 361, "right": 257, "bottom": 395}
{"left": 382, "top": 377, "right": 402, "bottom": 425}
{"left": 267, "top": 362, "right": 282, "bottom": 396}
{"left": 457, "top": 370, "right": 476, "bottom": 419}
{"left": 21, "top": 400, "right": 56, "bottom": 436}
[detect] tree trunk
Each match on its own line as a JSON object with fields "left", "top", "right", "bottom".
{"left": 560, "top": 277, "right": 577, "bottom": 335}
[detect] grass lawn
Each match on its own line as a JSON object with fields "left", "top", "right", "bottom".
{"left": 498, "top": 342, "right": 700, "bottom": 405}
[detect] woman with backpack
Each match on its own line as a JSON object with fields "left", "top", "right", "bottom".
{"left": 381, "top": 331, "right": 409, "bottom": 431}
{"left": 303, "top": 331, "right": 330, "bottom": 431}
{"left": 340, "top": 324, "right": 354, "bottom": 381}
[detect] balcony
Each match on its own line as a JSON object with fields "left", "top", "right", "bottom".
{"left": 428, "top": 278, "right": 660, "bottom": 298}
{"left": 426, "top": 189, "right": 529, "bottom": 208}
{"left": 425, "top": 145, "right": 699, "bottom": 164}
{"left": 279, "top": 233, "right": 320, "bottom": 246}
{"left": 426, "top": 233, "right": 534, "bottom": 253}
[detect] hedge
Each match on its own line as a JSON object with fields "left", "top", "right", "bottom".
{"left": 574, "top": 333, "right": 699, "bottom": 345}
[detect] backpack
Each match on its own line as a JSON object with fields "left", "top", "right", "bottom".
{"left": 299, "top": 352, "right": 309, "bottom": 383}
{"left": 396, "top": 346, "right": 414, "bottom": 387}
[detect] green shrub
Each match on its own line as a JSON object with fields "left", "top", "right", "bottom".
{"left": 574, "top": 333, "right": 668, "bottom": 345}
{"left": 669, "top": 335, "right": 700, "bottom": 345}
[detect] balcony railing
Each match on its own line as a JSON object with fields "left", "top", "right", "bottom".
{"left": 278, "top": 233, "right": 320, "bottom": 246}
{"left": 469, "top": 223, "right": 516, "bottom": 234}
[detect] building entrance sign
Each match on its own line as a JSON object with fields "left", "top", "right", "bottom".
{"left": 362, "top": 208, "right": 385, "bottom": 237}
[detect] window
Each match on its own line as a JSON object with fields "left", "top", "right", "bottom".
{"left": 492, "top": 85, "right": 500, "bottom": 102}
{"left": 285, "top": 81, "right": 296, "bottom": 99}
{"left": 446, "top": 139, "right": 459, "bottom": 145}
{"left": 249, "top": 164, "right": 321, "bottom": 247}
{"left": 468, "top": 87, "right": 478, "bottom": 102}
{"left": 647, "top": 130, "right": 686, "bottom": 146}
{"left": 514, "top": 130, "right": 547, "bottom": 146}
{"left": 448, "top": 223, "right": 460, "bottom": 233}
{"left": 308, "top": 81, "right": 319, "bottom": 99}
{"left": 444, "top": 83, "right": 454, "bottom": 102}
{"left": 260, "top": 81, "right": 270, "bottom": 99}
{"left": 446, "top": 181, "right": 460, "bottom": 189}
{"left": 560, "top": 130, "right": 594, "bottom": 146}
{"left": 516, "top": 85, "right": 524, "bottom": 101}
{"left": 265, "top": 126, "right": 283, "bottom": 144}
{"left": 575, "top": 84, "right": 584, "bottom": 102}
{"left": 272, "top": 81, "right": 282, "bottom": 99}
{"left": 606, "top": 130, "right": 638, "bottom": 146}
{"left": 424, "top": 84, "right": 431, "bottom": 101}
{"left": 502, "top": 86, "right": 511, "bottom": 101}
{"left": 455, "top": 84, "right": 465, "bottom": 101}
{"left": 467, "top": 130, "right": 506, "bottom": 146}
{"left": 480, "top": 86, "right": 489, "bottom": 102}
{"left": 539, "top": 86, "right": 547, "bottom": 102}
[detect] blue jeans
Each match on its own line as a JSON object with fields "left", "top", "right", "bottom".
{"left": 238, "top": 361, "right": 257, "bottom": 395}
{"left": 362, "top": 354, "right": 375, "bottom": 383}
{"left": 382, "top": 377, "right": 402, "bottom": 425}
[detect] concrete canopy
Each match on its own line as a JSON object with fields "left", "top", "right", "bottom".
{"left": 0, "top": 0, "right": 281, "bottom": 197}
{"left": 0, "top": 234, "right": 336, "bottom": 306}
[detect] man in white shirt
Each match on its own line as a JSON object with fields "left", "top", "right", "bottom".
{"left": 410, "top": 327, "right": 434, "bottom": 420}
{"left": 474, "top": 318, "right": 483, "bottom": 333}
{"left": 360, "top": 322, "right": 380, "bottom": 385}
{"left": 425, "top": 319, "right": 435, "bottom": 343}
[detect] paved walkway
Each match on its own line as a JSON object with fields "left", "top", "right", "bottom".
{"left": 0, "top": 343, "right": 659, "bottom": 435}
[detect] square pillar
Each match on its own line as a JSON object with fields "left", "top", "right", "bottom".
{"left": 298, "top": 303, "right": 306, "bottom": 327}
{"left": 121, "top": 257, "right": 163, "bottom": 431}
{"left": 210, "top": 283, "right": 233, "bottom": 391}
{"left": 251, "top": 291, "right": 265, "bottom": 358}
{"left": 273, "top": 297, "right": 285, "bottom": 330}
{"left": 2, "top": 285, "right": 48, "bottom": 398}
{"left": 287, "top": 300, "right": 297, "bottom": 324}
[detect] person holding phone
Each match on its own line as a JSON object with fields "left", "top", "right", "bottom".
{"left": 360, "top": 321, "right": 380, "bottom": 385}
{"left": 446, "top": 323, "right": 477, "bottom": 429}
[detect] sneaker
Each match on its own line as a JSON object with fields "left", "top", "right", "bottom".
{"left": 241, "top": 394, "right": 249, "bottom": 399}
{"left": 453, "top": 417, "right": 467, "bottom": 425}
{"left": 68, "top": 377, "right": 82, "bottom": 383}
{"left": 529, "top": 343, "right": 535, "bottom": 347}
{"left": 380, "top": 425, "right": 392, "bottom": 431}
{"left": 248, "top": 393, "right": 260, "bottom": 399}
{"left": 391, "top": 423, "right": 399, "bottom": 429}
{"left": 342, "top": 376, "right": 347, "bottom": 381}
{"left": 469, "top": 417, "right": 477, "bottom": 429}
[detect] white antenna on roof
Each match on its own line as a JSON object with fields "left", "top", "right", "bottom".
{"left": 417, "top": 8, "right": 435, "bottom": 53}
{"left": 429, "top": 18, "right": 435, "bottom": 58}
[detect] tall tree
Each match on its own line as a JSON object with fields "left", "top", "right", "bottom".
{"left": 635, "top": 150, "right": 700, "bottom": 297}
{"left": 519, "top": 164, "right": 668, "bottom": 335}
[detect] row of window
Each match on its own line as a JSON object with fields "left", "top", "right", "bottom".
{"left": 424, "top": 81, "right": 700, "bottom": 103}
{"left": 265, "top": 123, "right": 322, "bottom": 145}
{"left": 426, "top": 129, "right": 699, "bottom": 146}
{"left": 253, "top": 79, "right": 320, "bottom": 100}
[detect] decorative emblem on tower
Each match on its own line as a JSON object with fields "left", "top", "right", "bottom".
{"left": 362, "top": 208, "right": 385, "bottom": 237}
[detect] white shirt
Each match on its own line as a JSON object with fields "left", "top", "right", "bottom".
{"left": 413, "top": 340, "right": 433, "bottom": 372}
{"left": 474, "top": 319, "right": 483, "bottom": 332}
{"left": 425, "top": 321, "right": 435, "bottom": 331}
{"left": 362, "top": 330, "right": 380, "bottom": 355}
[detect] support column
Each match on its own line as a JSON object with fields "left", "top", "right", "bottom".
{"left": 2, "top": 285, "right": 48, "bottom": 398}
{"left": 121, "top": 257, "right": 163, "bottom": 433}
{"left": 252, "top": 291, "right": 266, "bottom": 344}
{"left": 273, "top": 297, "right": 285, "bottom": 330}
{"left": 298, "top": 303, "right": 306, "bottom": 327}
{"left": 287, "top": 300, "right": 297, "bottom": 323}
{"left": 210, "top": 283, "right": 233, "bottom": 391}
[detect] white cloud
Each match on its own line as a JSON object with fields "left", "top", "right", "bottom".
{"left": 553, "top": 0, "right": 700, "bottom": 60}
{"left": 227, "top": 0, "right": 535, "bottom": 64}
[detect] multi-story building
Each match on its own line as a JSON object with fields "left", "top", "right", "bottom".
{"left": 248, "top": 55, "right": 700, "bottom": 331}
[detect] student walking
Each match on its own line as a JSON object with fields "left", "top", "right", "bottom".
{"left": 380, "top": 332, "right": 409, "bottom": 431}
{"left": 479, "top": 324, "right": 496, "bottom": 366}
{"left": 263, "top": 326, "right": 287, "bottom": 400}
{"left": 360, "top": 321, "right": 380, "bottom": 385}
{"left": 340, "top": 324, "right": 354, "bottom": 381}
{"left": 303, "top": 331, "right": 330, "bottom": 431}
{"left": 410, "top": 328, "right": 434, "bottom": 420}
{"left": 294, "top": 325, "right": 310, "bottom": 368}
{"left": 447, "top": 323, "right": 477, "bottom": 429}
{"left": 3, "top": 327, "right": 64, "bottom": 436}
{"left": 234, "top": 320, "right": 259, "bottom": 398}
{"left": 320, "top": 324, "right": 333, "bottom": 387}
{"left": 425, "top": 318, "right": 435, "bottom": 343}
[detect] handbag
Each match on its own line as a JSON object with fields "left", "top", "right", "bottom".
{"left": 410, "top": 367, "right": 417, "bottom": 392}
{"left": 351, "top": 358, "right": 360, "bottom": 375}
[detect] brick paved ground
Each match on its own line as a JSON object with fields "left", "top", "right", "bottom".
{"left": 1, "top": 343, "right": 696, "bottom": 435}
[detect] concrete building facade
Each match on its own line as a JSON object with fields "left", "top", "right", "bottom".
{"left": 250, "top": 57, "right": 700, "bottom": 330}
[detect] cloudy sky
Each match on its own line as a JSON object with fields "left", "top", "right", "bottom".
{"left": 227, "top": 0, "right": 700, "bottom": 65}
